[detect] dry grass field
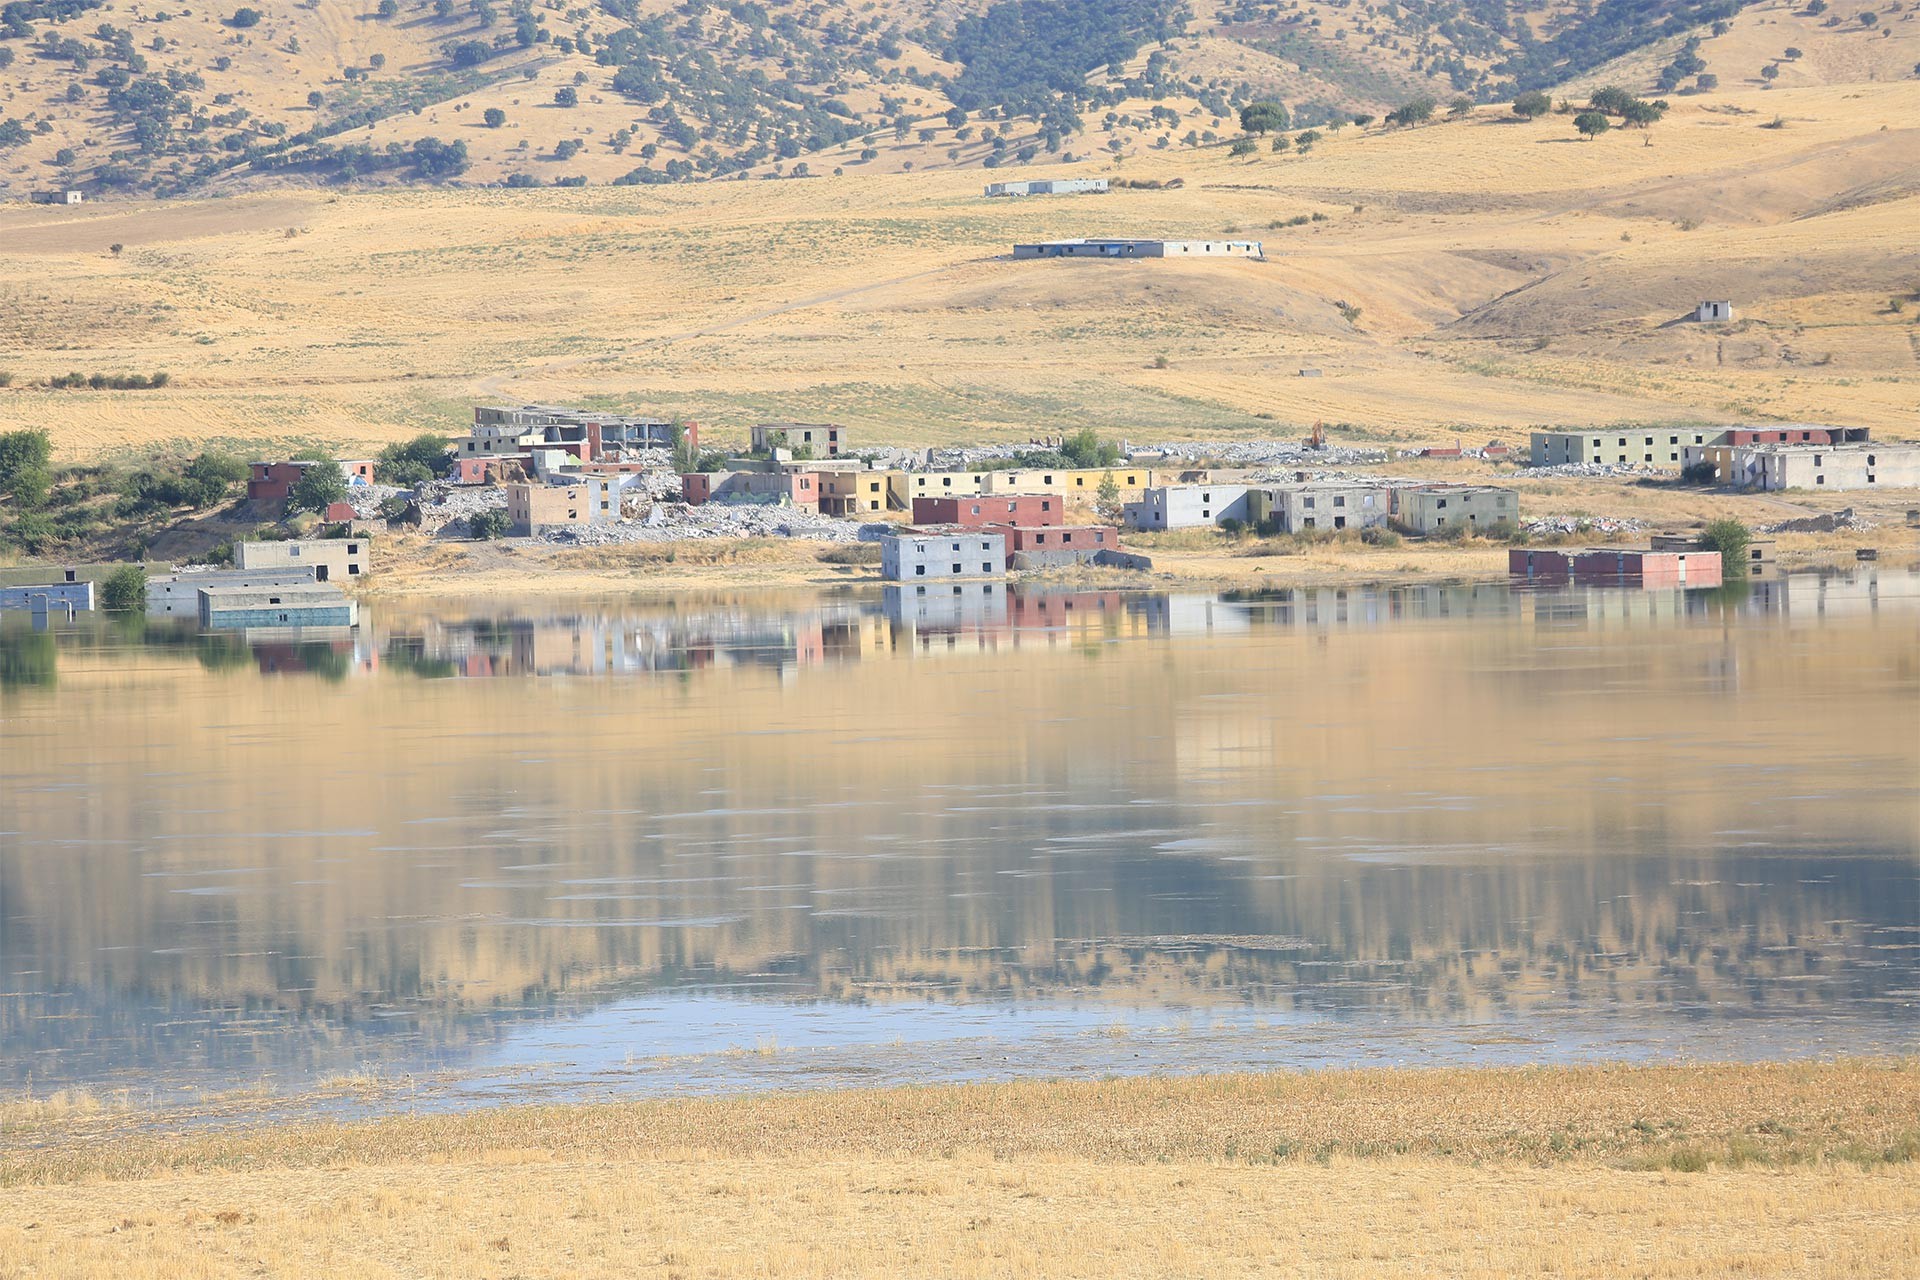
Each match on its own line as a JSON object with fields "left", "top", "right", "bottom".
{"left": 2, "top": 1061, "right": 1915, "bottom": 1278}
{"left": 2, "top": 73, "right": 1917, "bottom": 466}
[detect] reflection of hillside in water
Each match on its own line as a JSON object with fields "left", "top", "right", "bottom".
{"left": 0, "top": 571, "right": 1915, "bottom": 1090}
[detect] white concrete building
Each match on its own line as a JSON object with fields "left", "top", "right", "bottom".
{"left": 1740, "top": 444, "right": 1920, "bottom": 491}
{"left": 881, "top": 533, "right": 1007, "bottom": 581}
{"left": 1694, "top": 300, "right": 1735, "bottom": 322}
{"left": 1121, "top": 485, "right": 1254, "bottom": 531}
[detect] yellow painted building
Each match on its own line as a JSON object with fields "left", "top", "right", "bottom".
{"left": 819, "top": 470, "right": 902, "bottom": 515}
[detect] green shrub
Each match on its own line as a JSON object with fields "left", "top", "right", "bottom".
{"left": 469, "top": 509, "right": 510, "bottom": 539}
{"left": 1698, "top": 518, "right": 1750, "bottom": 575}
{"left": 290, "top": 464, "right": 350, "bottom": 513}
{"left": 100, "top": 564, "right": 148, "bottom": 611}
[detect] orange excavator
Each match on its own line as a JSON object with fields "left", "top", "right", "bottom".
{"left": 1303, "top": 420, "right": 1327, "bottom": 450}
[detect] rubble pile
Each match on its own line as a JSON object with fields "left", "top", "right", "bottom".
{"left": 1523, "top": 515, "right": 1647, "bottom": 537}
{"left": 414, "top": 481, "right": 507, "bottom": 535}
{"left": 341, "top": 482, "right": 410, "bottom": 520}
{"left": 555, "top": 503, "right": 883, "bottom": 545}
{"left": 1760, "top": 507, "right": 1873, "bottom": 535}
{"left": 1521, "top": 462, "right": 1665, "bottom": 478}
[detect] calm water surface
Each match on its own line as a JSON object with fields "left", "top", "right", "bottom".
{"left": 2, "top": 572, "right": 1916, "bottom": 1112}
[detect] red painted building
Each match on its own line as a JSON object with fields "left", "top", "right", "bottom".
{"left": 913, "top": 495, "right": 1064, "bottom": 527}
{"left": 1509, "top": 548, "right": 1722, "bottom": 588}
{"left": 248, "top": 459, "right": 374, "bottom": 502}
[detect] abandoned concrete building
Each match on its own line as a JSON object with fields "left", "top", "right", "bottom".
{"left": 1251, "top": 483, "right": 1390, "bottom": 534}
{"left": 1694, "top": 300, "right": 1735, "bottom": 323}
{"left": 1122, "top": 486, "right": 1254, "bottom": 531}
{"left": 881, "top": 532, "right": 1007, "bottom": 581}
{"left": 1391, "top": 485, "right": 1518, "bottom": 536}
{"left": 233, "top": 538, "right": 368, "bottom": 582}
{"left": 749, "top": 422, "right": 847, "bottom": 458}
{"left": 198, "top": 582, "right": 358, "bottom": 629}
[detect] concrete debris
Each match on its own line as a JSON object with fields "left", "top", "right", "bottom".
{"left": 345, "top": 483, "right": 408, "bottom": 521}
{"left": 1524, "top": 515, "right": 1647, "bottom": 536}
{"left": 1520, "top": 462, "right": 1666, "bottom": 478}
{"left": 550, "top": 504, "right": 886, "bottom": 546}
{"left": 1760, "top": 507, "right": 1873, "bottom": 535}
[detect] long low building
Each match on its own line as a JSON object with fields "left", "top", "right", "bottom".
{"left": 1510, "top": 548, "right": 1722, "bottom": 588}
{"left": 1014, "top": 238, "right": 1264, "bottom": 260}
{"left": 1531, "top": 425, "right": 1869, "bottom": 469}
{"left": 199, "top": 582, "right": 358, "bottom": 629}
{"left": 985, "top": 178, "right": 1108, "bottom": 197}
{"left": 147, "top": 568, "right": 316, "bottom": 618}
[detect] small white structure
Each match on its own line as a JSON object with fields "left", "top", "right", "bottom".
{"left": 984, "top": 178, "right": 1109, "bottom": 198}
{"left": 1694, "top": 300, "right": 1735, "bottom": 323}
{"left": 30, "top": 190, "right": 86, "bottom": 205}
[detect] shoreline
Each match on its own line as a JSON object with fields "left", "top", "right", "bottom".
{"left": 5, "top": 1061, "right": 1915, "bottom": 1277}
{"left": 348, "top": 526, "right": 1914, "bottom": 600}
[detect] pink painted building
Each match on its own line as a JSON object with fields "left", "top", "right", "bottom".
{"left": 1509, "top": 548, "right": 1722, "bottom": 588}
{"left": 981, "top": 523, "right": 1119, "bottom": 567}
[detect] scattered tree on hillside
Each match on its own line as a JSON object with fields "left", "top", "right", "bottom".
{"left": 1784, "top": 47, "right": 1802, "bottom": 59}
{"left": 376, "top": 0, "right": 398, "bottom": 17}
{"left": 374, "top": 434, "right": 451, "bottom": 486}
{"left": 228, "top": 7, "right": 260, "bottom": 26}
{"left": 1349, "top": 113, "right": 1374, "bottom": 128}
{"left": 1448, "top": 95, "right": 1474, "bottom": 117}
{"left": 1238, "top": 100, "right": 1289, "bottom": 135}
{"left": 1512, "top": 90, "right": 1552, "bottom": 119}
{"left": 1696, "top": 74, "right": 1719, "bottom": 91}
{"left": 0, "top": 429, "right": 53, "bottom": 509}
{"left": 484, "top": 107, "right": 506, "bottom": 128}
{"left": 1574, "top": 111, "right": 1610, "bottom": 141}
{"left": 554, "top": 86, "right": 578, "bottom": 107}
{"left": 1228, "top": 136, "right": 1256, "bottom": 156}
{"left": 1761, "top": 63, "right": 1779, "bottom": 81}
{"left": 1385, "top": 98, "right": 1434, "bottom": 127}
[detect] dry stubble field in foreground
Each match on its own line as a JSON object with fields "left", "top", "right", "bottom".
{"left": 1, "top": 1061, "right": 1916, "bottom": 1278}
{"left": 1, "top": 79, "right": 1917, "bottom": 464}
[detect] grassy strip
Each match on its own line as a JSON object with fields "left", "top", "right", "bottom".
{"left": 5, "top": 1059, "right": 1916, "bottom": 1187}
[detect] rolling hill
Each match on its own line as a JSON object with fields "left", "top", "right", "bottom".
{"left": 2, "top": 0, "right": 1911, "bottom": 196}
{"left": 2, "top": 72, "right": 1915, "bottom": 467}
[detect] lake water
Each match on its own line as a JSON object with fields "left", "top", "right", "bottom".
{"left": 2, "top": 571, "right": 1916, "bottom": 1114}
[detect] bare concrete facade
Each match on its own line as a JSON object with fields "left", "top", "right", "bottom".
{"left": 1393, "top": 486, "right": 1518, "bottom": 536}
{"left": 233, "top": 538, "right": 369, "bottom": 582}
{"left": 882, "top": 533, "right": 1007, "bottom": 581}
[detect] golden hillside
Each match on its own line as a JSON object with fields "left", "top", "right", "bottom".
{"left": 0, "top": 75, "right": 1916, "bottom": 460}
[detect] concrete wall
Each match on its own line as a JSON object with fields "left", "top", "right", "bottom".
{"left": 233, "top": 538, "right": 368, "bottom": 581}
{"left": 985, "top": 524, "right": 1117, "bottom": 567}
{"left": 0, "top": 581, "right": 94, "bottom": 612}
{"left": 881, "top": 533, "right": 1006, "bottom": 581}
{"left": 1122, "top": 485, "right": 1252, "bottom": 530}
